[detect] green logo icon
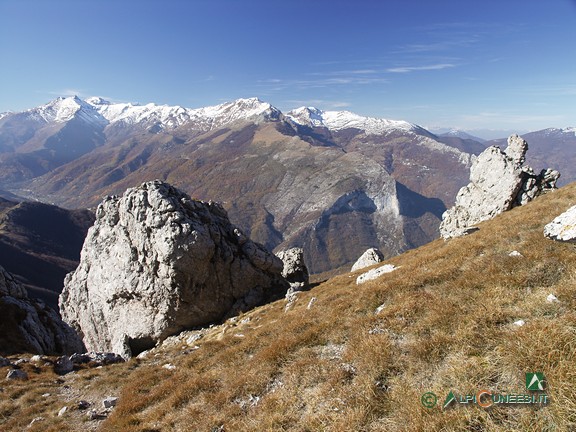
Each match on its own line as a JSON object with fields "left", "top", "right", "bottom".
{"left": 421, "top": 392, "right": 437, "bottom": 408}
{"left": 443, "top": 391, "right": 456, "bottom": 409}
{"left": 526, "top": 372, "right": 546, "bottom": 391}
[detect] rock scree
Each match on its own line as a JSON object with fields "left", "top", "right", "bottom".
{"left": 440, "top": 134, "right": 559, "bottom": 239}
{"left": 59, "top": 180, "right": 288, "bottom": 357}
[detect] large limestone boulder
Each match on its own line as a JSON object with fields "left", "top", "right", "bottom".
{"left": 351, "top": 247, "right": 384, "bottom": 272}
{"left": 276, "top": 247, "right": 309, "bottom": 292}
{"left": 0, "top": 265, "right": 84, "bottom": 355}
{"left": 59, "top": 180, "right": 288, "bottom": 357}
{"left": 440, "top": 135, "right": 559, "bottom": 239}
{"left": 544, "top": 205, "right": 576, "bottom": 242}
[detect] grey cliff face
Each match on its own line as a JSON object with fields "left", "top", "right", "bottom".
{"left": 59, "top": 180, "right": 288, "bottom": 358}
{"left": 0, "top": 265, "right": 84, "bottom": 355}
{"left": 440, "top": 135, "right": 560, "bottom": 239}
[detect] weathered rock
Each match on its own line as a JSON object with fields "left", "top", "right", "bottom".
{"left": 69, "top": 352, "right": 124, "bottom": 366}
{"left": 351, "top": 248, "right": 385, "bottom": 272}
{"left": 6, "top": 369, "right": 28, "bottom": 380}
{"left": 544, "top": 205, "right": 576, "bottom": 243}
{"left": 103, "top": 397, "right": 118, "bottom": 409}
{"left": 0, "top": 356, "right": 11, "bottom": 367}
{"left": 60, "top": 180, "right": 288, "bottom": 357}
{"left": 54, "top": 355, "right": 74, "bottom": 375}
{"left": 0, "top": 265, "right": 84, "bottom": 356}
{"left": 356, "top": 264, "right": 397, "bottom": 284}
{"left": 440, "top": 135, "right": 560, "bottom": 239}
{"left": 276, "top": 247, "right": 309, "bottom": 292}
{"left": 78, "top": 400, "right": 91, "bottom": 410}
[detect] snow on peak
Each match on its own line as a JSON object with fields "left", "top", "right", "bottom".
{"left": 287, "top": 107, "right": 419, "bottom": 135}
{"left": 191, "top": 97, "right": 281, "bottom": 129}
{"left": 85, "top": 96, "right": 111, "bottom": 106}
{"left": 82, "top": 96, "right": 281, "bottom": 131}
{"left": 30, "top": 96, "right": 107, "bottom": 126}
{"left": 286, "top": 107, "right": 325, "bottom": 127}
{"left": 540, "top": 127, "right": 576, "bottom": 137}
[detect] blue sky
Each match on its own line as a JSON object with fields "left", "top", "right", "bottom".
{"left": 1, "top": 0, "right": 575, "bottom": 137}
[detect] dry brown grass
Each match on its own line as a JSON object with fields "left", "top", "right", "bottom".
{"left": 4, "top": 183, "right": 576, "bottom": 431}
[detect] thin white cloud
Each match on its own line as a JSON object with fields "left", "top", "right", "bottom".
{"left": 284, "top": 99, "right": 351, "bottom": 110}
{"left": 46, "top": 88, "right": 88, "bottom": 98}
{"left": 257, "top": 75, "right": 389, "bottom": 90}
{"left": 386, "top": 63, "right": 456, "bottom": 73}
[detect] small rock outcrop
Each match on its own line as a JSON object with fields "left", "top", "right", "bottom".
{"left": 440, "top": 135, "right": 559, "bottom": 239}
{"left": 0, "top": 265, "right": 84, "bottom": 356}
{"left": 544, "top": 205, "right": 576, "bottom": 243}
{"left": 351, "top": 247, "right": 384, "bottom": 272}
{"left": 356, "top": 264, "right": 397, "bottom": 285}
{"left": 276, "top": 247, "right": 309, "bottom": 292}
{"left": 60, "top": 180, "right": 288, "bottom": 358}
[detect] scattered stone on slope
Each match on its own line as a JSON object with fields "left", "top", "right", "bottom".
{"left": 356, "top": 264, "right": 397, "bottom": 285}
{"left": 0, "top": 265, "right": 84, "bottom": 356}
{"left": 102, "top": 397, "right": 118, "bottom": 409}
{"left": 53, "top": 355, "right": 74, "bottom": 375}
{"left": 440, "top": 134, "right": 560, "bottom": 239}
{"left": 276, "top": 247, "right": 309, "bottom": 292}
{"left": 6, "top": 369, "right": 28, "bottom": 380}
{"left": 351, "top": 247, "right": 384, "bottom": 272}
{"left": 69, "top": 352, "right": 124, "bottom": 366}
{"left": 544, "top": 205, "right": 576, "bottom": 243}
{"left": 60, "top": 180, "right": 289, "bottom": 358}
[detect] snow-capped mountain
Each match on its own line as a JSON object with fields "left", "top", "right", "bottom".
{"left": 85, "top": 96, "right": 281, "bottom": 131}
{"left": 17, "top": 96, "right": 282, "bottom": 132}
{"left": 287, "top": 106, "right": 421, "bottom": 135}
{"left": 536, "top": 127, "right": 576, "bottom": 138}
{"left": 27, "top": 96, "right": 107, "bottom": 126}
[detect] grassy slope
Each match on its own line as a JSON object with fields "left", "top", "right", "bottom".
{"left": 2, "top": 183, "right": 576, "bottom": 431}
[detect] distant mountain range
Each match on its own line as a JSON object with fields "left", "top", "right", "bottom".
{"left": 0, "top": 96, "right": 573, "bottom": 275}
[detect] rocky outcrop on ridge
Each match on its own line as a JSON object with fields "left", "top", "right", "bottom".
{"left": 0, "top": 265, "right": 84, "bottom": 355}
{"left": 544, "top": 205, "right": 576, "bottom": 242}
{"left": 351, "top": 247, "right": 384, "bottom": 272}
{"left": 59, "top": 180, "right": 289, "bottom": 358}
{"left": 440, "top": 134, "right": 559, "bottom": 239}
{"left": 276, "top": 247, "right": 309, "bottom": 292}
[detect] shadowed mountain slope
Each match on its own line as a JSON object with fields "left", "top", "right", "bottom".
{"left": 0, "top": 198, "right": 94, "bottom": 310}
